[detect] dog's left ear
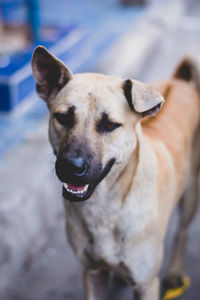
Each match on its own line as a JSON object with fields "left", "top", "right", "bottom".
{"left": 32, "top": 46, "right": 72, "bottom": 102}
{"left": 122, "top": 79, "right": 164, "bottom": 117}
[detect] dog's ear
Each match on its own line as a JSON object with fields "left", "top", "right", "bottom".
{"left": 32, "top": 46, "right": 72, "bottom": 101}
{"left": 122, "top": 79, "right": 164, "bottom": 117}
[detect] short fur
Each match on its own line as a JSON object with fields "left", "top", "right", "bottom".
{"left": 32, "top": 47, "right": 200, "bottom": 300}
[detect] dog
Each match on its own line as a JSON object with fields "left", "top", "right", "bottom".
{"left": 32, "top": 46, "right": 200, "bottom": 300}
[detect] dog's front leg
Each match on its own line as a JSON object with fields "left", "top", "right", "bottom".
{"left": 83, "top": 269, "right": 109, "bottom": 300}
{"left": 134, "top": 277, "right": 159, "bottom": 300}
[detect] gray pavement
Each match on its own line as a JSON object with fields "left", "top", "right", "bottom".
{"left": 1, "top": 0, "right": 200, "bottom": 299}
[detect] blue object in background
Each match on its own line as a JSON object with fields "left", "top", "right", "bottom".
{"left": 0, "top": 25, "right": 88, "bottom": 112}
{"left": 26, "top": 0, "right": 40, "bottom": 42}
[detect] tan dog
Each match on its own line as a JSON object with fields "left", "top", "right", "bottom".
{"left": 32, "top": 46, "right": 200, "bottom": 300}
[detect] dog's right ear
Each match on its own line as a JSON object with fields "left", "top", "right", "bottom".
{"left": 32, "top": 46, "right": 72, "bottom": 102}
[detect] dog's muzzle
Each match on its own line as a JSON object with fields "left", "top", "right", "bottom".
{"left": 55, "top": 153, "right": 115, "bottom": 202}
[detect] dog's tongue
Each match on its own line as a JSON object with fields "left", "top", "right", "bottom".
{"left": 67, "top": 183, "right": 86, "bottom": 191}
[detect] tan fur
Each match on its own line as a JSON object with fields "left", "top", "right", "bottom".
{"left": 143, "top": 80, "right": 200, "bottom": 203}
{"left": 32, "top": 47, "right": 200, "bottom": 300}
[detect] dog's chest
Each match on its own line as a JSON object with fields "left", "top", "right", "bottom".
{"left": 80, "top": 189, "right": 123, "bottom": 263}
{"left": 67, "top": 183, "right": 157, "bottom": 275}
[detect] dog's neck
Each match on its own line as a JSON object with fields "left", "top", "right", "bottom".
{"left": 117, "top": 139, "right": 140, "bottom": 203}
{"left": 98, "top": 120, "right": 157, "bottom": 207}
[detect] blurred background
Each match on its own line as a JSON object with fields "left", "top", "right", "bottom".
{"left": 0, "top": 0, "right": 200, "bottom": 299}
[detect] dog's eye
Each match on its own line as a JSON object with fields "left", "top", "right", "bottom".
{"left": 53, "top": 112, "right": 74, "bottom": 128}
{"left": 97, "top": 115, "right": 122, "bottom": 133}
{"left": 53, "top": 106, "right": 75, "bottom": 128}
{"left": 104, "top": 121, "right": 121, "bottom": 131}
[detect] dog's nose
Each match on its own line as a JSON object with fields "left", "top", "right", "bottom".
{"left": 55, "top": 153, "right": 88, "bottom": 181}
{"left": 68, "top": 157, "right": 88, "bottom": 176}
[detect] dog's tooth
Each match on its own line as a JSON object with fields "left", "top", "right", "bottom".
{"left": 83, "top": 184, "right": 89, "bottom": 192}
{"left": 64, "top": 183, "right": 69, "bottom": 190}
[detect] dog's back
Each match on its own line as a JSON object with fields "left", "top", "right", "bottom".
{"left": 142, "top": 58, "right": 200, "bottom": 205}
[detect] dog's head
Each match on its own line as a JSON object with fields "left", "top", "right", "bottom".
{"left": 32, "top": 46, "right": 164, "bottom": 202}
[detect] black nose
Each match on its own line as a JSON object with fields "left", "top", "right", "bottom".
{"left": 56, "top": 154, "right": 88, "bottom": 181}
{"left": 68, "top": 157, "right": 88, "bottom": 176}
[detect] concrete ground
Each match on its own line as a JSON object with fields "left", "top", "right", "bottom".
{"left": 1, "top": 0, "right": 200, "bottom": 299}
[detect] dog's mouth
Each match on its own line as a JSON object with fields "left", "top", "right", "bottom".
{"left": 64, "top": 183, "right": 89, "bottom": 195}
{"left": 63, "top": 182, "right": 93, "bottom": 202}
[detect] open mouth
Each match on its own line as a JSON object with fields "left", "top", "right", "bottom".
{"left": 63, "top": 183, "right": 89, "bottom": 196}
{"left": 64, "top": 183, "right": 89, "bottom": 195}
{"left": 63, "top": 183, "right": 93, "bottom": 202}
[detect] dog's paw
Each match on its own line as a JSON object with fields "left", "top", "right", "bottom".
{"left": 164, "top": 273, "right": 184, "bottom": 289}
{"left": 162, "top": 274, "right": 190, "bottom": 300}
